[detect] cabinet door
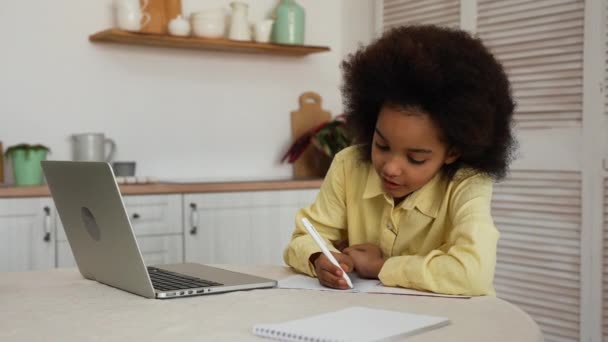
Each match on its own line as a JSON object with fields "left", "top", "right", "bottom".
{"left": 184, "top": 189, "right": 319, "bottom": 265}
{"left": 0, "top": 197, "right": 56, "bottom": 272}
{"left": 56, "top": 194, "right": 184, "bottom": 268}
{"left": 57, "top": 235, "right": 183, "bottom": 268}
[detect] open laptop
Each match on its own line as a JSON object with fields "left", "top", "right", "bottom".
{"left": 42, "top": 161, "right": 277, "bottom": 299}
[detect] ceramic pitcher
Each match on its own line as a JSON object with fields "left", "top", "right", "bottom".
{"left": 71, "top": 133, "right": 116, "bottom": 162}
{"left": 229, "top": 2, "right": 251, "bottom": 41}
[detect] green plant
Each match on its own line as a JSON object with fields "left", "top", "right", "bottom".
{"left": 5, "top": 144, "right": 51, "bottom": 186}
{"left": 5, "top": 143, "right": 51, "bottom": 158}
{"left": 282, "top": 115, "right": 351, "bottom": 164}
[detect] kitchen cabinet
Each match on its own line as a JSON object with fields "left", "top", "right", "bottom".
{"left": 184, "top": 189, "right": 319, "bottom": 266}
{"left": 0, "top": 197, "right": 56, "bottom": 272}
{"left": 56, "top": 194, "right": 184, "bottom": 268}
{"left": 0, "top": 182, "right": 322, "bottom": 272}
{"left": 89, "top": 29, "right": 330, "bottom": 57}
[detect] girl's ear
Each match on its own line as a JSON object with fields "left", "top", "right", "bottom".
{"left": 444, "top": 147, "right": 461, "bottom": 165}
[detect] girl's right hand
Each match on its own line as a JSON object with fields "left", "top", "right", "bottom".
{"left": 310, "top": 252, "right": 354, "bottom": 290}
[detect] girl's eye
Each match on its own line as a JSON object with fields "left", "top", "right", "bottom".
{"left": 408, "top": 156, "right": 426, "bottom": 165}
{"left": 374, "top": 143, "right": 389, "bottom": 151}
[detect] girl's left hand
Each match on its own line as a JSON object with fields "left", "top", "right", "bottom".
{"left": 343, "top": 243, "right": 385, "bottom": 279}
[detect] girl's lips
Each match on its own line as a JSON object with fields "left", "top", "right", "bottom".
{"left": 382, "top": 178, "right": 401, "bottom": 190}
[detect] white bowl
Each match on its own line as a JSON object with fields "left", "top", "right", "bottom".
{"left": 192, "top": 19, "right": 225, "bottom": 38}
{"left": 191, "top": 9, "right": 225, "bottom": 19}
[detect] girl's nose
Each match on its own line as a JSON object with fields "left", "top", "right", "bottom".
{"left": 383, "top": 158, "right": 402, "bottom": 177}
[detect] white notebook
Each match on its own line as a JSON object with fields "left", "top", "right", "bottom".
{"left": 252, "top": 306, "right": 449, "bottom": 342}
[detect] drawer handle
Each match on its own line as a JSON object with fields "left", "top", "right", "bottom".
{"left": 43, "top": 206, "right": 51, "bottom": 242}
{"left": 189, "top": 203, "right": 198, "bottom": 235}
{"left": 132, "top": 213, "right": 140, "bottom": 219}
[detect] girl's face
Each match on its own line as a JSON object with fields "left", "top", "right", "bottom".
{"left": 371, "top": 105, "right": 459, "bottom": 201}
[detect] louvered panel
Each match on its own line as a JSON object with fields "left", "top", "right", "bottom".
{"left": 478, "top": 0, "right": 584, "bottom": 129}
{"left": 477, "top": 10, "right": 583, "bottom": 36}
{"left": 497, "top": 255, "right": 577, "bottom": 274}
{"left": 492, "top": 202, "right": 580, "bottom": 215}
{"left": 496, "top": 219, "right": 579, "bottom": 236}
{"left": 498, "top": 239, "right": 578, "bottom": 257}
{"left": 478, "top": 0, "right": 583, "bottom": 26}
{"left": 492, "top": 170, "right": 581, "bottom": 341}
{"left": 513, "top": 86, "right": 581, "bottom": 98}
{"left": 513, "top": 82, "right": 583, "bottom": 95}
{"left": 605, "top": 0, "right": 608, "bottom": 118}
{"left": 384, "top": 4, "right": 458, "bottom": 22}
{"left": 493, "top": 185, "right": 579, "bottom": 196}
{"left": 511, "top": 120, "right": 580, "bottom": 129}
{"left": 493, "top": 193, "right": 579, "bottom": 206}
{"left": 510, "top": 73, "right": 582, "bottom": 86}
{"left": 495, "top": 213, "right": 579, "bottom": 229}
{"left": 496, "top": 285, "right": 579, "bottom": 311}
{"left": 500, "top": 232, "right": 577, "bottom": 250}
{"left": 485, "top": 26, "right": 583, "bottom": 49}
{"left": 500, "top": 48, "right": 582, "bottom": 64}
{"left": 496, "top": 276, "right": 578, "bottom": 297}
{"left": 491, "top": 209, "right": 579, "bottom": 224}
{"left": 603, "top": 177, "right": 608, "bottom": 341}
{"left": 497, "top": 178, "right": 580, "bottom": 189}
{"left": 603, "top": 3, "right": 608, "bottom": 341}
{"left": 382, "top": 0, "right": 459, "bottom": 30}
{"left": 508, "top": 63, "right": 582, "bottom": 76}
{"left": 495, "top": 263, "right": 579, "bottom": 288}
{"left": 490, "top": 37, "right": 582, "bottom": 57}
{"left": 498, "top": 170, "right": 582, "bottom": 181}
{"left": 498, "top": 250, "right": 578, "bottom": 270}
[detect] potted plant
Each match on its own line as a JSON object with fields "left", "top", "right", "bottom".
{"left": 282, "top": 115, "right": 351, "bottom": 176}
{"left": 5, "top": 144, "right": 51, "bottom": 186}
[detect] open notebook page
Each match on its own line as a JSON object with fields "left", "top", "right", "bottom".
{"left": 278, "top": 273, "right": 471, "bottom": 298}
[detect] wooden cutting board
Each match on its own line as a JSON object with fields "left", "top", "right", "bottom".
{"left": 140, "top": 0, "right": 182, "bottom": 34}
{"left": 290, "top": 92, "right": 331, "bottom": 178}
{"left": 0, "top": 142, "right": 4, "bottom": 184}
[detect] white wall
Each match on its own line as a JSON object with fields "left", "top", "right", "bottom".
{"left": 0, "top": 0, "right": 374, "bottom": 181}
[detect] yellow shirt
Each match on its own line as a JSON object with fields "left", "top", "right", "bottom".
{"left": 283, "top": 146, "right": 498, "bottom": 296}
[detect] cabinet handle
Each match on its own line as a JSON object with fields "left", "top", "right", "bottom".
{"left": 43, "top": 206, "right": 51, "bottom": 242}
{"left": 189, "top": 203, "right": 198, "bottom": 235}
{"left": 132, "top": 213, "right": 140, "bottom": 219}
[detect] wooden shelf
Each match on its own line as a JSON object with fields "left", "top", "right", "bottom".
{"left": 89, "top": 29, "right": 330, "bottom": 56}
{"left": 0, "top": 179, "right": 323, "bottom": 198}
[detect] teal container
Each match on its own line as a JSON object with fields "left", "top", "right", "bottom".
{"left": 11, "top": 149, "right": 48, "bottom": 186}
{"left": 272, "top": 0, "right": 305, "bottom": 45}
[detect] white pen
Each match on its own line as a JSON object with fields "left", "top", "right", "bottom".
{"left": 301, "top": 217, "right": 354, "bottom": 289}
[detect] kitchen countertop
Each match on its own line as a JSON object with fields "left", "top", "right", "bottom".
{"left": 0, "top": 178, "right": 324, "bottom": 198}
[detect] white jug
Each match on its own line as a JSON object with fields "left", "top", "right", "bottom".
{"left": 228, "top": 2, "right": 250, "bottom": 41}
{"left": 71, "top": 133, "right": 116, "bottom": 162}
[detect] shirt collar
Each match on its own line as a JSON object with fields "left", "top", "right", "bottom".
{"left": 362, "top": 166, "right": 445, "bottom": 218}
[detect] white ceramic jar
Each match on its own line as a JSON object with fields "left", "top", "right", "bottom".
{"left": 168, "top": 15, "right": 191, "bottom": 36}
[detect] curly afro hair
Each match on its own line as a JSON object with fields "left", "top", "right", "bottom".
{"left": 341, "top": 25, "right": 516, "bottom": 180}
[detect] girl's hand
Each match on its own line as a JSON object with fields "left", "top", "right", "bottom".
{"left": 310, "top": 252, "right": 354, "bottom": 290}
{"left": 332, "top": 239, "right": 349, "bottom": 252}
{"left": 343, "top": 243, "right": 385, "bottom": 279}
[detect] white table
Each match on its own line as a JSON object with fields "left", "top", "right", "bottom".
{"left": 0, "top": 265, "right": 543, "bottom": 341}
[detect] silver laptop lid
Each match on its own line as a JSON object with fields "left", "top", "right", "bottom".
{"left": 42, "top": 161, "right": 156, "bottom": 298}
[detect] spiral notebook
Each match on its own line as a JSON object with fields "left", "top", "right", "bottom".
{"left": 252, "top": 306, "right": 449, "bottom": 342}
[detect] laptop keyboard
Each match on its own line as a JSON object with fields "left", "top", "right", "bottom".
{"left": 147, "top": 267, "right": 223, "bottom": 291}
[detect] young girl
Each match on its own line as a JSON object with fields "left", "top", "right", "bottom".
{"left": 283, "top": 25, "right": 515, "bottom": 296}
